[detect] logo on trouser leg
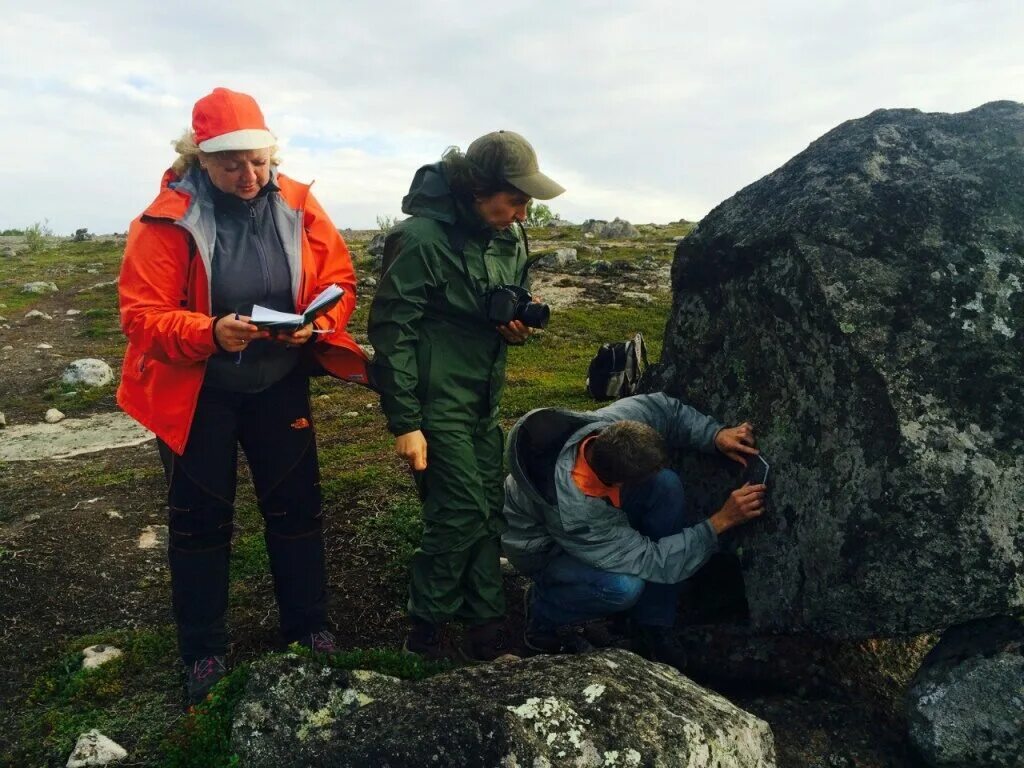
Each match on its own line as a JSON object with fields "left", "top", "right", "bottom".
{"left": 290, "top": 417, "right": 311, "bottom": 430}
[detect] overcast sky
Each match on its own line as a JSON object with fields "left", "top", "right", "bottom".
{"left": 1, "top": 0, "right": 1022, "bottom": 233}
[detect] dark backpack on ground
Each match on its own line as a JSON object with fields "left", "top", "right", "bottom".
{"left": 585, "top": 332, "right": 649, "bottom": 400}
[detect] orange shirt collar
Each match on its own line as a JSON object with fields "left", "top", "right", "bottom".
{"left": 572, "top": 434, "right": 622, "bottom": 508}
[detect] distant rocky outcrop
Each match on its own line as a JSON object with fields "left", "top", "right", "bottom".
{"left": 659, "top": 101, "right": 1024, "bottom": 639}
{"left": 535, "top": 247, "right": 578, "bottom": 269}
{"left": 232, "top": 650, "right": 776, "bottom": 768}
{"left": 582, "top": 218, "right": 640, "bottom": 239}
{"left": 905, "top": 616, "right": 1024, "bottom": 767}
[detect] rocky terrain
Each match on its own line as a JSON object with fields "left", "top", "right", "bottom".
{"left": 3, "top": 101, "right": 1021, "bottom": 768}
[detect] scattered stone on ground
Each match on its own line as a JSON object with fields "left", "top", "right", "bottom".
{"left": 344, "top": 411, "right": 360, "bottom": 417}
{"left": 0, "top": 411, "right": 153, "bottom": 462}
{"left": 44, "top": 408, "right": 65, "bottom": 424}
{"left": 78, "top": 280, "right": 117, "bottom": 293}
{"left": 660, "top": 100, "right": 1024, "bottom": 639}
{"left": 23, "top": 513, "right": 41, "bottom": 523}
{"left": 231, "top": 649, "right": 776, "bottom": 768}
{"left": 105, "top": 510, "right": 123, "bottom": 520}
{"left": 2, "top": 345, "right": 12, "bottom": 351}
{"left": 24, "top": 309, "right": 53, "bottom": 322}
{"left": 0, "top": 412, "right": 5, "bottom": 428}
{"left": 66, "top": 309, "right": 81, "bottom": 316}
{"left": 536, "top": 247, "right": 578, "bottom": 269}
{"left": 61, "top": 359, "right": 114, "bottom": 389}
{"left": 21, "top": 281, "right": 58, "bottom": 294}
{"left": 367, "top": 232, "right": 386, "bottom": 257}
{"left": 137, "top": 525, "right": 168, "bottom": 550}
{"left": 81, "top": 645, "right": 123, "bottom": 670}
{"left": 905, "top": 616, "right": 1024, "bottom": 768}
{"left": 36, "top": 343, "right": 53, "bottom": 350}
{"left": 66, "top": 729, "right": 127, "bottom": 767}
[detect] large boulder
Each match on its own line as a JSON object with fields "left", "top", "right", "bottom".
{"left": 232, "top": 650, "right": 776, "bottom": 768}
{"left": 659, "top": 101, "right": 1024, "bottom": 638}
{"left": 905, "top": 616, "right": 1024, "bottom": 767}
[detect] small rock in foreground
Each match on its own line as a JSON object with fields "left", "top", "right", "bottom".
{"left": 44, "top": 408, "right": 66, "bottom": 424}
{"left": 22, "top": 281, "right": 58, "bottom": 294}
{"left": 82, "top": 645, "right": 123, "bottom": 669}
{"left": 24, "top": 309, "right": 53, "bottom": 322}
{"left": 137, "top": 525, "right": 168, "bottom": 550}
{"left": 906, "top": 616, "right": 1024, "bottom": 768}
{"left": 62, "top": 359, "right": 114, "bottom": 389}
{"left": 66, "top": 729, "right": 127, "bottom": 767}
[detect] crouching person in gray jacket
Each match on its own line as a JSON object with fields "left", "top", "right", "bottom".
{"left": 501, "top": 393, "right": 765, "bottom": 670}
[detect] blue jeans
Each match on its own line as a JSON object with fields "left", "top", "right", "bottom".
{"left": 527, "top": 469, "right": 701, "bottom": 631}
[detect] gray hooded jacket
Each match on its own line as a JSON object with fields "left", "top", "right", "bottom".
{"left": 501, "top": 393, "right": 723, "bottom": 583}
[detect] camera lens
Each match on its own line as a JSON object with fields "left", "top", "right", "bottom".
{"left": 518, "top": 302, "right": 550, "bottom": 329}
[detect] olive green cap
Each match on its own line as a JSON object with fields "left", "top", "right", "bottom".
{"left": 466, "top": 130, "right": 565, "bottom": 200}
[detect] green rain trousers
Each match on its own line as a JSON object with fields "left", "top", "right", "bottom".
{"left": 368, "top": 162, "right": 529, "bottom": 625}
{"left": 411, "top": 426, "right": 506, "bottom": 623}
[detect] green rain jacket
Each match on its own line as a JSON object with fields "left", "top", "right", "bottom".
{"left": 368, "top": 163, "right": 529, "bottom": 435}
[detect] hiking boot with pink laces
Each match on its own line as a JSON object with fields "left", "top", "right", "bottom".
{"left": 185, "top": 655, "right": 227, "bottom": 708}
{"left": 300, "top": 630, "right": 338, "bottom": 654}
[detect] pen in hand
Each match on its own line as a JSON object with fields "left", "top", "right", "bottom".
{"left": 235, "top": 313, "right": 243, "bottom": 365}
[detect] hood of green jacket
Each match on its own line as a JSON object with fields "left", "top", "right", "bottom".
{"left": 401, "top": 162, "right": 490, "bottom": 232}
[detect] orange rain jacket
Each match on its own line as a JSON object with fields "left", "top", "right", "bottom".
{"left": 117, "top": 166, "right": 368, "bottom": 455}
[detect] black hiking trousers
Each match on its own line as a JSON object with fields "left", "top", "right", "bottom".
{"left": 157, "top": 369, "right": 327, "bottom": 664}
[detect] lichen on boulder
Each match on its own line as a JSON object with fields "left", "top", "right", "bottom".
{"left": 659, "top": 101, "right": 1024, "bottom": 639}
{"left": 231, "top": 650, "right": 776, "bottom": 768}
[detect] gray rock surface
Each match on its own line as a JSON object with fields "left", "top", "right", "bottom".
{"left": 906, "top": 616, "right": 1024, "bottom": 767}
{"left": 659, "top": 101, "right": 1024, "bottom": 638}
{"left": 536, "top": 247, "right": 578, "bottom": 268}
{"left": 24, "top": 309, "right": 53, "bottom": 322}
{"left": 582, "top": 218, "right": 640, "bottom": 239}
{"left": 0, "top": 411, "right": 5, "bottom": 428}
{"left": 44, "top": 408, "right": 65, "bottom": 424}
{"left": 66, "top": 729, "right": 127, "bottom": 766}
{"left": 232, "top": 650, "right": 776, "bottom": 768}
{"left": 22, "top": 281, "right": 58, "bottom": 294}
{"left": 367, "top": 232, "right": 386, "bottom": 257}
{"left": 0, "top": 411, "right": 153, "bottom": 461}
{"left": 61, "top": 359, "right": 114, "bottom": 388}
{"left": 81, "top": 645, "right": 123, "bottom": 669}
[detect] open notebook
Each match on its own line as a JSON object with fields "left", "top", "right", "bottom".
{"left": 250, "top": 284, "right": 344, "bottom": 332}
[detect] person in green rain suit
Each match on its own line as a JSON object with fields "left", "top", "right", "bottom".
{"left": 368, "top": 131, "right": 565, "bottom": 661}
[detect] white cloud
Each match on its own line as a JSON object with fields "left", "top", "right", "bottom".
{"left": 0, "top": 0, "right": 1022, "bottom": 233}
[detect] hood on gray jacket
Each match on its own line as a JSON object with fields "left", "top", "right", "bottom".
{"left": 506, "top": 407, "right": 596, "bottom": 507}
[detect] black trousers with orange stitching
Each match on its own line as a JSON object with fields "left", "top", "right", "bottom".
{"left": 157, "top": 368, "right": 327, "bottom": 664}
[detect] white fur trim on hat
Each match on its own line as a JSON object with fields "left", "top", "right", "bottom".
{"left": 197, "top": 128, "right": 277, "bottom": 153}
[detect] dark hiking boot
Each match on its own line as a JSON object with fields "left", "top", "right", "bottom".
{"left": 185, "top": 655, "right": 227, "bottom": 708}
{"left": 524, "top": 624, "right": 596, "bottom": 655}
{"left": 582, "top": 613, "right": 631, "bottom": 648}
{"left": 631, "top": 625, "right": 688, "bottom": 671}
{"left": 299, "top": 630, "right": 338, "bottom": 654}
{"left": 403, "top": 618, "right": 451, "bottom": 661}
{"left": 460, "top": 620, "right": 521, "bottom": 662}
{"left": 522, "top": 583, "right": 594, "bottom": 655}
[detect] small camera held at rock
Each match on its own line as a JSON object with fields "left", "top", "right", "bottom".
{"left": 486, "top": 285, "right": 550, "bottom": 329}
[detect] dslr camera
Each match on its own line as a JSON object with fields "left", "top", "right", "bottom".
{"left": 486, "top": 285, "right": 550, "bottom": 329}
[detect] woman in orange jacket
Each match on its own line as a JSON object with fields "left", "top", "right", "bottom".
{"left": 117, "top": 87, "right": 366, "bottom": 707}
